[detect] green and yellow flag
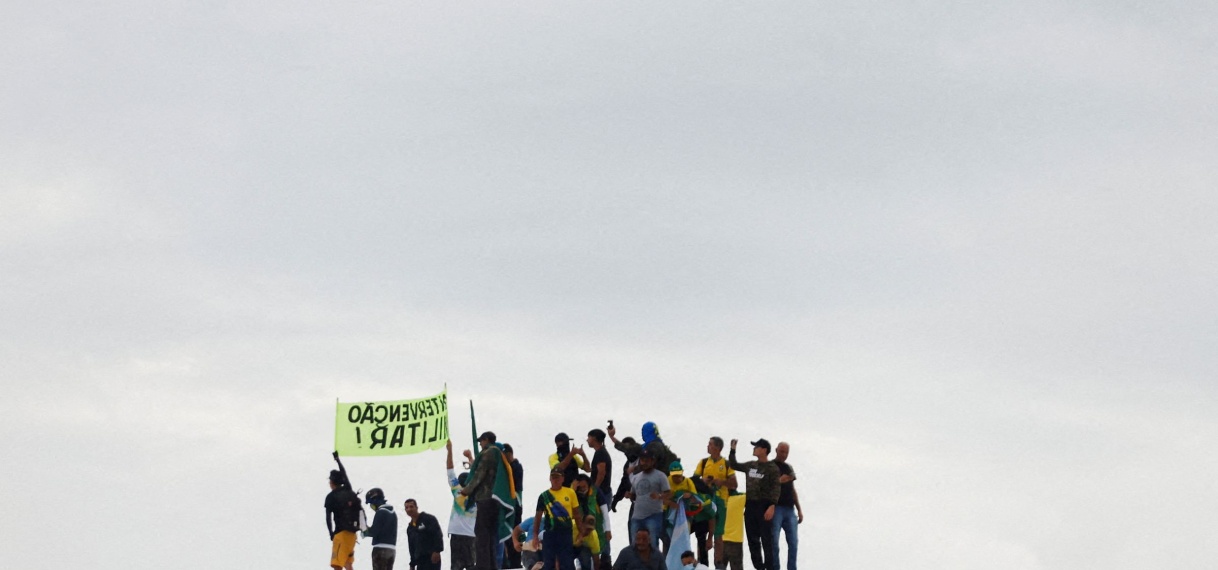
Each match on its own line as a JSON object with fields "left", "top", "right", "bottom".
{"left": 335, "top": 390, "right": 449, "bottom": 456}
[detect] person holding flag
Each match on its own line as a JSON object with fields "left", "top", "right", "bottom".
{"left": 460, "top": 431, "right": 518, "bottom": 570}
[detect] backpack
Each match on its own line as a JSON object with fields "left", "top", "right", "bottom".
{"left": 690, "top": 458, "right": 714, "bottom": 495}
{"left": 333, "top": 487, "right": 365, "bottom": 531}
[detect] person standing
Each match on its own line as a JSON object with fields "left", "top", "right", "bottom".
{"left": 770, "top": 443, "right": 802, "bottom": 570}
{"left": 533, "top": 469, "right": 584, "bottom": 570}
{"left": 325, "top": 463, "right": 363, "bottom": 570}
{"left": 585, "top": 428, "right": 615, "bottom": 568}
{"left": 692, "top": 437, "right": 736, "bottom": 567}
{"left": 550, "top": 432, "right": 587, "bottom": 487}
{"left": 405, "top": 499, "right": 445, "bottom": 570}
{"left": 460, "top": 431, "right": 504, "bottom": 570}
{"left": 446, "top": 440, "right": 478, "bottom": 570}
{"left": 503, "top": 443, "right": 526, "bottom": 569}
{"left": 364, "top": 488, "right": 399, "bottom": 570}
{"left": 727, "top": 439, "right": 779, "bottom": 570}
{"left": 719, "top": 493, "right": 746, "bottom": 570}
{"left": 627, "top": 449, "right": 671, "bottom": 552}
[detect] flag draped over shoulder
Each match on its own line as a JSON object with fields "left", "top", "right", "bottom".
{"left": 465, "top": 444, "right": 519, "bottom": 542}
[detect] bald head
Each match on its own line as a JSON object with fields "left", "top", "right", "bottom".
{"left": 775, "top": 442, "right": 790, "bottom": 462}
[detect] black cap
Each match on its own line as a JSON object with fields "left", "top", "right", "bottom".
{"left": 750, "top": 438, "right": 772, "bottom": 452}
{"left": 365, "top": 487, "right": 386, "bottom": 505}
{"left": 478, "top": 431, "right": 497, "bottom": 443}
{"left": 639, "top": 448, "right": 655, "bottom": 459}
{"left": 555, "top": 432, "right": 572, "bottom": 442}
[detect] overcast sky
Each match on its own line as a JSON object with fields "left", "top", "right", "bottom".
{"left": 2, "top": 1, "right": 1216, "bottom": 569}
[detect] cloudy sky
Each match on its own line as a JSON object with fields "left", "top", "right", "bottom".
{"left": 3, "top": 1, "right": 1216, "bottom": 568}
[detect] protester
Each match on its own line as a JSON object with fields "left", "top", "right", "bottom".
{"left": 460, "top": 431, "right": 504, "bottom": 570}
{"left": 325, "top": 464, "right": 363, "bottom": 570}
{"left": 550, "top": 433, "right": 587, "bottom": 487}
{"left": 727, "top": 439, "right": 780, "bottom": 570}
{"left": 533, "top": 469, "right": 583, "bottom": 570}
{"left": 512, "top": 515, "right": 544, "bottom": 570}
{"left": 503, "top": 443, "right": 526, "bottom": 569}
{"left": 585, "top": 428, "right": 615, "bottom": 568}
{"left": 445, "top": 440, "right": 477, "bottom": 570}
{"left": 679, "top": 551, "right": 712, "bottom": 570}
{"left": 610, "top": 436, "right": 641, "bottom": 513}
{"left": 692, "top": 437, "right": 736, "bottom": 566}
{"left": 364, "top": 488, "right": 399, "bottom": 570}
{"left": 770, "top": 443, "right": 801, "bottom": 570}
{"left": 573, "top": 474, "right": 605, "bottom": 570}
{"left": 612, "top": 529, "right": 667, "bottom": 570}
{"left": 405, "top": 498, "right": 445, "bottom": 570}
{"left": 627, "top": 449, "right": 671, "bottom": 551}
{"left": 645, "top": 423, "right": 680, "bottom": 473}
{"left": 719, "top": 493, "right": 746, "bottom": 570}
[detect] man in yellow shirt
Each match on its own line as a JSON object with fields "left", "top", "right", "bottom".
{"left": 692, "top": 437, "right": 736, "bottom": 567}
{"left": 720, "top": 493, "right": 746, "bottom": 570}
{"left": 533, "top": 469, "right": 585, "bottom": 570}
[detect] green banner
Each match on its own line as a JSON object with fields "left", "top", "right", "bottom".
{"left": 335, "top": 390, "right": 449, "bottom": 456}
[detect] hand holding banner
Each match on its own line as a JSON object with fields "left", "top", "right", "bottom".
{"left": 335, "top": 390, "right": 449, "bottom": 456}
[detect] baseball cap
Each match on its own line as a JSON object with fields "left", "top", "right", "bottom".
{"left": 750, "top": 438, "right": 772, "bottom": 452}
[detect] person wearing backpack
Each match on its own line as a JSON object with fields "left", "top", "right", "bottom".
{"left": 326, "top": 467, "right": 365, "bottom": 570}
{"left": 692, "top": 438, "right": 736, "bottom": 567}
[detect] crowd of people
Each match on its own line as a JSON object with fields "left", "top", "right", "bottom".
{"left": 324, "top": 421, "right": 805, "bottom": 570}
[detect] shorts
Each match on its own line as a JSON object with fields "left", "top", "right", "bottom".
{"left": 331, "top": 531, "right": 357, "bottom": 569}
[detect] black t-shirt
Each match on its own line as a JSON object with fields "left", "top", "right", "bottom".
{"left": 774, "top": 461, "right": 796, "bottom": 507}
{"left": 325, "top": 487, "right": 361, "bottom": 532}
{"left": 592, "top": 447, "right": 613, "bottom": 498}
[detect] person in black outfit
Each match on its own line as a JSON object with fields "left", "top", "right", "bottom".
{"left": 405, "top": 498, "right": 445, "bottom": 570}
{"left": 503, "top": 443, "right": 526, "bottom": 569}
{"left": 584, "top": 429, "right": 614, "bottom": 568}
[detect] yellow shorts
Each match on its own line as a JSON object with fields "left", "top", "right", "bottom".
{"left": 331, "top": 531, "right": 356, "bottom": 568}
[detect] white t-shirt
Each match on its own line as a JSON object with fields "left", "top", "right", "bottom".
{"left": 448, "top": 468, "right": 478, "bottom": 536}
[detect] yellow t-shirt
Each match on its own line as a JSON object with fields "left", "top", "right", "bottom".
{"left": 548, "top": 453, "right": 586, "bottom": 470}
{"left": 537, "top": 486, "right": 581, "bottom": 530}
{"left": 693, "top": 456, "right": 737, "bottom": 502}
{"left": 722, "top": 494, "right": 747, "bottom": 543}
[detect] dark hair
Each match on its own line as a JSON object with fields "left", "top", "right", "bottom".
{"left": 404, "top": 498, "right": 417, "bottom": 505}
{"left": 636, "top": 527, "right": 650, "bottom": 535}
{"left": 503, "top": 443, "right": 514, "bottom": 454}
{"left": 458, "top": 472, "right": 469, "bottom": 486}
{"left": 681, "top": 551, "right": 696, "bottom": 560}
{"left": 709, "top": 436, "right": 725, "bottom": 450}
{"left": 588, "top": 429, "right": 606, "bottom": 443}
{"left": 574, "top": 473, "right": 591, "bottom": 483}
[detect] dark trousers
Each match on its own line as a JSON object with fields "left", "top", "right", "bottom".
{"left": 542, "top": 526, "right": 576, "bottom": 570}
{"left": 743, "top": 501, "right": 773, "bottom": 570}
{"left": 723, "top": 542, "right": 743, "bottom": 570}
{"left": 451, "top": 534, "right": 476, "bottom": 570}
{"left": 475, "top": 499, "right": 501, "bottom": 570}
{"left": 692, "top": 519, "right": 711, "bottom": 565}
{"left": 372, "top": 547, "right": 396, "bottom": 570}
